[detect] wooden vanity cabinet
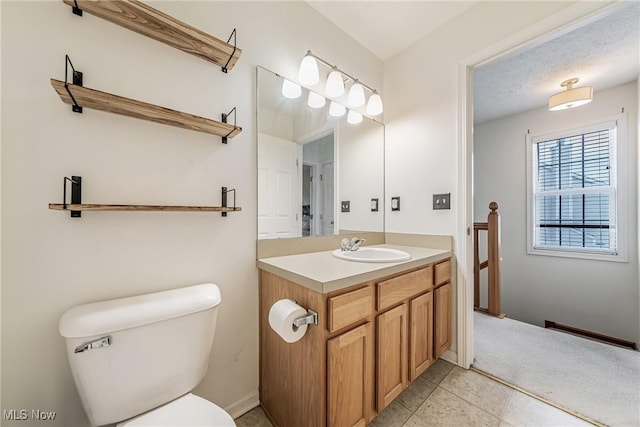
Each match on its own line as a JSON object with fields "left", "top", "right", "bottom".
{"left": 259, "top": 257, "right": 452, "bottom": 427}
{"left": 375, "top": 266, "right": 434, "bottom": 412}
{"left": 434, "top": 259, "right": 452, "bottom": 358}
{"left": 376, "top": 303, "right": 408, "bottom": 410}
{"left": 327, "top": 321, "right": 373, "bottom": 427}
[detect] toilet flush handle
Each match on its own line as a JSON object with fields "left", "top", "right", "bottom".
{"left": 74, "top": 336, "right": 112, "bottom": 353}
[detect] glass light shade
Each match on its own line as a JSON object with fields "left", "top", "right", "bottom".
{"left": 347, "top": 82, "right": 366, "bottom": 107}
{"left": 329, "top": 101, "right": 346, "bottom": 117}
{"left": 326, "top": 70, "right": 345, "bottom": 98}
{"left": 281, "top": 79, "right": 301, "bottom": 99}
{"left": 347, "top": 109, "right": 363, "bottom": 124}
{"left": 298, "top": 55, "right": 319, "bottom": 86}
{"left": 307, "top": 91, "right": 326, "bottom": 109}
{"left": 366, "top": 92, "right": 383, "bottom": 116}
{"left": 548, "top": 86, "right": 593, "bottom": 111}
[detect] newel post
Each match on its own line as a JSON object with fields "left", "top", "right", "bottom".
{"left": 487, "top": 202, "right": 502, "bottom": 317}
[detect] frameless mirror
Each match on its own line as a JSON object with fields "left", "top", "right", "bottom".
{"left": 257, "top": 66, "right": 384, "bottom": 240}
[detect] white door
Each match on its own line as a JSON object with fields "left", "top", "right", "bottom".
{"left": 258, "top": 133, "right": 300, "bottom": 239}
{"left": 322, "top": 161, "right": 335, "bottom": 235}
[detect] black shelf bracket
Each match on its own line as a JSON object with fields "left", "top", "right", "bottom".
{"left": 71, "top": 0, "right": 83, "bottom": 16}
{"left": 221, "top": 29, "right": 237, "bottom": 73}
{"left": 63, "top": 176, "right": 82, "bottom": 218}
{"left": 221, "top": 186, "right": 236, "bottom": 217}
{"left": 64, "top": 54, "right": 84, "bottom": 113}
{"left": 221, "top": 107, "right": 237, "bottom": 144}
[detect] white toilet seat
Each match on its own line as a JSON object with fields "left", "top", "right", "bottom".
{"left": 117, "top": 393, "right": 236, "bottom": 427}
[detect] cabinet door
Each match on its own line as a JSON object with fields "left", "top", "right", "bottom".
{"left": 435, "top": 282, "right": 452, "bottom": 358}
{"left": 327, "top": 322, "right": 373, "bottom": 427}
{"left": 410, "top": 292, "right": 434, "bottom": 381}
{"left": 376, "top": 304, "right": 408, "bottom": 411}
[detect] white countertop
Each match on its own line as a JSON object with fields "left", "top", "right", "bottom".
{"left": 257, "top": 244, "right": 452, "bottom": 294}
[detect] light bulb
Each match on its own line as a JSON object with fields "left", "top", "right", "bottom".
{"left": 326, "top": 69, "right": 345, "bottom": 97}
{"left": 307, "top": 91, "right": 326, "bottom": 109}
{"left": 329, "top": 101, "right": 346, "bottom": 117}
{"left": 366, "top": 92, "right": 383, "bottom": 116}
{"left": 347, "top": 81, "right": 365, "bottom": 107}
{"left": 298, "top": 53, "right": 319, "bottom": 85}
{"left": 281, "top": 79, "right": 301, "bottom": 99}
{"left": 347, "top": 109, "right": 362, "bottom": 124}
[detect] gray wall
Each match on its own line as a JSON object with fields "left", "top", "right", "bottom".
{"left": 474, "top": 81, "right": 639, "bottom": 344}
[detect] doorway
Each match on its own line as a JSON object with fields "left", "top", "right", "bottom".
{"left": 302, "top": 132, "right": 335, "bottom": 237}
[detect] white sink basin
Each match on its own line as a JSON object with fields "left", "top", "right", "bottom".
{"left": 332, "top": 247, "right": 411, "bottom": 263}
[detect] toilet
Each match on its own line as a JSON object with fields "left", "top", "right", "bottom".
{"left": 58, "top": 283, "right": 236, "bottom": 427}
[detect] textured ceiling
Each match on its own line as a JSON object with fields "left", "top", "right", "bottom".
{"left": 306, "top": 1, "right": 476, "bottom": 61}
{"left": 473, "top": 2, "right": 640, "bottom": 124}
{"left": 306, "top": 2, "right": 639, "bottom": 124}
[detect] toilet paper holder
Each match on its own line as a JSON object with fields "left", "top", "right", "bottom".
{"left": 293, "top": 309, "right": 318, "bottom": 329}
{"left": 286, "top": 298, "right": 317, "bottom": 330}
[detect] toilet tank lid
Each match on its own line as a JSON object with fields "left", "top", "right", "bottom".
{"left": 59, "top": 283, "right": 221, "bottom": 338}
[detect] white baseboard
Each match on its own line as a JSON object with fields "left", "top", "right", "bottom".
{"left": 440, "top": 349, "right": 458, "bottom": 365}
{"left": 224, "top": 390, "right": 260, "bottom": 419}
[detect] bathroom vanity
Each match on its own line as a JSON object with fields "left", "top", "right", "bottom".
{"left": 257, "top": 245, "right": 452, "bottom": 427}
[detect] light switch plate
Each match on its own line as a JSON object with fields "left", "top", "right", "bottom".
{"left": 341, "top": 201, "right": 350, "bottom": 212}
{"left": 433, "top": 193, "right": 451, "bottom": 210}
{"left": 371, "top": 198, "right": 379, "bottom": 212}
{"left": 391, "top": 197, "right": 400, "bottom": 211}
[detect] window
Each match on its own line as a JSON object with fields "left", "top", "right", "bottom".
{"left": 527, "top": 119, "right": 627, "bottom": 261}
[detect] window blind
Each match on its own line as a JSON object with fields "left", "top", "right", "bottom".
{"left": 532, "top": 125, "right": 617, "bottom": 254}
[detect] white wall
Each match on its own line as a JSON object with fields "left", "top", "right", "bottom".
{"left": 384, "top": 1, "right": 579, "bottom": 237}
{"left": 474, "top": 82, "right": 638, "bottom": 343}
{"left": 382, "top": 0, "right": 599, "bottom": 365}
{"left": 0, "top": 2, "right": 382, "bottom": 426}
{"left": 338, "top": 120, "right": 385, "bottom": 232}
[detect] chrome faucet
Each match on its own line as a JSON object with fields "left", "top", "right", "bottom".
{"left": 341, "top": 237, "right": 366, "bottom": 251}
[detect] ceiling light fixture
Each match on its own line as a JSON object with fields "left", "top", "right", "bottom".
{"left": 548, "top": 78, "right": 593, "bottom": 111}
{"left": 297, "top": 50, "right": 383, "bottom": 116}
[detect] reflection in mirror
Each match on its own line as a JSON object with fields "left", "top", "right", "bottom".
{"left": 257, "top": 66, "right": 384, "bottom": 240}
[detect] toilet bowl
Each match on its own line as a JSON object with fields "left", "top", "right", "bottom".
{"left": 117, "top": 393, "right": 235, "bottom": 427}
{"left": 59, "top": 283, "right": 236, "bottom": 427}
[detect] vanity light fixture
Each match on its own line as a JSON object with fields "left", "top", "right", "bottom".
{"left": 347, "top": 81, "right": 366, "bottom": 108}
{"left": 548, "top": 78, "right": 593, "bottom": 111}
{"left": 281, "top": 79, "right": 301, "bottom": 99}
{"left": 366, "top": 91, "right": 384, "bottom": 116}
{"left": 307, "top": 91, "right": 326, "bottom": 109}
{"left": 326, "top": 67, "right": 345, "bottom": 97}
{"left": 347, "top": 109, "right": 363, "bottom": 124}
{"left": 329, "top": 101, "right": 346, "bottom": 117}
{"left": 298, "top": 52, "right": 319, "bottom": 85}
{"left": 297, "top": 50, "right": 383, "bottom": 116}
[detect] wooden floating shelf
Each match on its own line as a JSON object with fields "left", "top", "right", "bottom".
{"left": 50, "top": 79, "right": 242, "bottom": 139}
{"left": 63, "top": 0, "right": 242, "bottom": 71}
{"left": 49, "top": 204, "right": 241, "bottom": 213}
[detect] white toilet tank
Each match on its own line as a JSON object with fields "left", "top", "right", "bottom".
{"left": 59, "top": 283, "right": 222, "bottom": 427}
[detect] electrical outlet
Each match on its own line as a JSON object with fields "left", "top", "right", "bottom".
{"left": 391, "top": 197, "right": 400, "bottom": 211}
{"left": 341, "top": 201, "right": 350, "bottom": 212}
{"left": 433, "top": 193, "right": 451, "bottom": 210}
{"left": 371, "top": 198, "right": 379, "bottom": 212}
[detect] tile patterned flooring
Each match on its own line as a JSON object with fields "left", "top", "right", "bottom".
{"left": 235, "top": 360, "right": 594, "bottom": 427}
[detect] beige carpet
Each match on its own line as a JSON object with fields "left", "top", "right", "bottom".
{"left": 473, "top": 312, "right": 640, "bottom": 427}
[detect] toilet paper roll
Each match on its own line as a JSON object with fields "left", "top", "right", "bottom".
{"left": 268, "top": 299, "right": 308, "bottom": 343}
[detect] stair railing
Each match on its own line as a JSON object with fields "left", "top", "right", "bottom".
{"left": 473, "top": 202, "right": 505, "bottom": 318}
